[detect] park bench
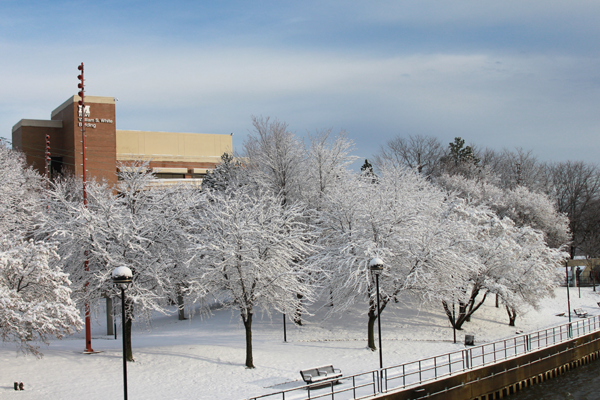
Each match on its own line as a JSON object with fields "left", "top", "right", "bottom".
{"left": 300, "top": 365, "right": 342, "bottom": 385}
{"left": 574, "top": 308, "right": 588, "bottom": 318}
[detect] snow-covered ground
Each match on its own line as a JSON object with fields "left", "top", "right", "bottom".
{"left": 1, "top": 286, "right": 599, "bottom": 400}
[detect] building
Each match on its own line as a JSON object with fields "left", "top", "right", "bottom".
{"left": 12, "top": 95, "right": 232, "bottom": 186}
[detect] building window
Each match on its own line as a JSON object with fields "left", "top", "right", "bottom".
{"left": 50, "top": 157, "right": 63, "bottom": 180}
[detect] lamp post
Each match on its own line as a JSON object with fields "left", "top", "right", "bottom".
{"left": 369, "top": 258, "right": 384, "bottom": 371}
{"left": 112, "top": 266, "right": 133, "bottom": 400}
{"left": 565, "top": 262, "right": 572, "bottom": 337}
{"left": 576, "top": 267, "right": 581, "bottom": 298}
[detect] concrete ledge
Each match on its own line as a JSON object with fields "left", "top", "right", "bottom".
{"left": 12, "top": 119, "right": 63, "bottom": 132}
{"left": 152, "top": 167, "right": 188, "bottom": 174}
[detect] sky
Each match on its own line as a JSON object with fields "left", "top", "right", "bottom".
{"left": 2, "top": 0, "right": 600, "bottom": 167}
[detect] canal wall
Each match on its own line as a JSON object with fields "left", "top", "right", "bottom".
{"left": 375, "top": 330, "right": 600, "bottom": 400}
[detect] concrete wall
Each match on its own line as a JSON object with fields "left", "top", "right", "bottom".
{"left": 375, "top": 331, "right": 600, "bottom": 400}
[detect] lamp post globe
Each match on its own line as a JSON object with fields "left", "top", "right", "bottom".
{"left": 112, "top": 266, "right": 132, "bottom": 400}
{"left": 112, "top": 266, "right": 133, "bottom": 287}
{"left": 369, "top": 258, "right": 384, "bottom": 274}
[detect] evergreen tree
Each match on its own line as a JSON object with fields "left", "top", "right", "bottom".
{"left": 201, "top": 153, "right": 245, "bottom": 192}
{"left": 360, "top": 159, "right": 377, "bottom": 182}
{"left": 448, "top": 137, "right": 480, "bottom": 166}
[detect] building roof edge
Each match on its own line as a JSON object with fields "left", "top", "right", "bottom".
{"left": 12, "top": 119, "right": 63, "bottom": 133}
{"left": 51, "top": 95, "right": 115, "bottom": 118}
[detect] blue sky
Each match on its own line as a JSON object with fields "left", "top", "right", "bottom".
{"left": 2, "top": 1, "right": 600, "bottom": 166}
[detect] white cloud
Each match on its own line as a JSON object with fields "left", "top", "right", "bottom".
{"left": 2, "top": 1, "right": 600, "bottom": 165}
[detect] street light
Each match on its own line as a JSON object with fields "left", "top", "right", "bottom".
{"left": 369, "top": 258, "right": 384, "bottom": 372}
{"left": 565, "top": 262, "right": 572, "bottom": 337}
{"left": 576, "top": 267, "right": 581, "bottom": 298}
{"left": 112, "top": 266, "right": 132, "bottom": 400}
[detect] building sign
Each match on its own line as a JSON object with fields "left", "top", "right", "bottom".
{"left": 77, "top": 105, "right": 114, "bottom": 129}
{"left": 78, "top": 105, "right": 91, "bottom": 117}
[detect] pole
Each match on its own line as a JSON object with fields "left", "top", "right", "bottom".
{"left": 114, "top": 301, "right": 117, "bottom": 340}
{"left": 577, "top": 267, "right": 581, "bottom": 298}
{"left": 283, "top": 313, "right": 287, "bottom": 343}
{"left": 45, "top": 134, "right": 50, "bottom": 210}
{"left": 78, "top": 62, "right": 94, "bottom": 354}
{"left": 452, "top": 302, "right": 456, "bottom": 344}
{"left": 566, "top": 263, "right": 572, "bottom": 337}
{"left": 375, "top": 274, "right": 383, "bottom": 370}
{"left": 121, "top": 287, "right": 128, "bottom": 400}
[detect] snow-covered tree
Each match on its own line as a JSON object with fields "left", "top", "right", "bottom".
{"left": 243, "top": 116, "right": 305, "bottom": 206}
{"left": 0, "top": 141, "right": 44, "bottom": 235}
{"left": 187, "top": 185, "right": 320, "bottom": 368}
{"left": 435, "top": 173, "right": 570, "bottom": 249}
{"left": 201, "top": 152, "right": 247, "bottom": 192}
{"left": 373, "top": 134, "right": 444, "bottom": 177}
{"left": 0, "top": 141, "right": 81, "bottom": 356}
{"left": 402, "top": 198, "right": 482, "bottom": 330}
{"left": 426, "top": 203, "right": 566, "bottom": 329}
{"left": 39, "top": 162, "right": 196, "bottom": 360}
{"left": 0, "top": 236, "right": 82, "bottom": 356}
{"left": 302, "top": 129, "right": 357, "bottom": 210}
{"left": 318, "top": 165, "right": 450, "bottom": 350}
{"left": 490, "top": 224, "right": 565, "bottom": 326}
{"left": 433, "top": 171, "right": 568, "bottom": 327}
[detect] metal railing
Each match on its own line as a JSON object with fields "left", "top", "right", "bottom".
{"left": 563, "top": 276, "right": 598, "bottom": 287}
{"left": 247, "top": 315, "right": 600, "bottom": 400}
{"left": 380, "top": 315, "right": 600, "bottom": 393}
{"left": 248, "top": 370, "right": 380, "bottom": 400}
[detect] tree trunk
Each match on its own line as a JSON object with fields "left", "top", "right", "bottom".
{"left": 367, "top": 291, "right": 389, "bottom": 351}
{"left": 506, "top": 305, "right": 517, "bottom": 327}
{"left": 442, "top": 301, "right": 459, "bottom": 330}
{"left": 367, "top": 308, "right": 377, "bottom": 351}
{"left": 106, "top": 297, "right": 114, "bottom": 336}
{"left": 442, "top": 289, "right": 488, "bottom": 331}
{"left": 242, "top": 313, "right": 254, "bottom": 368}
{"left": 177, "top": 287, "right": 186, "bottom": 320}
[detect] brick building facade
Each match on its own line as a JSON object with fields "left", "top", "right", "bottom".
{"left": 12, "top": 95, "right": 232, "bottom": 186}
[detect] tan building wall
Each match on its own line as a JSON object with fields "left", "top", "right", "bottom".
{"left": 116, "top": 130, "right": 231, "bottom": 169}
